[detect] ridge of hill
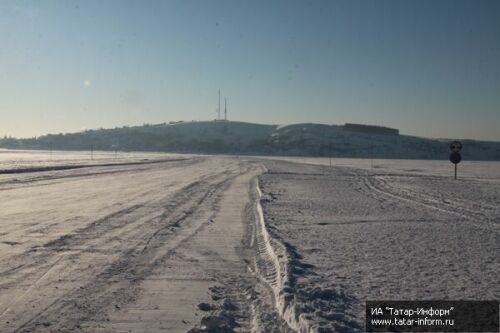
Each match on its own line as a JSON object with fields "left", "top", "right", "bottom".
{"left": 1, "top": 121, "right": 499, "bottom": 160}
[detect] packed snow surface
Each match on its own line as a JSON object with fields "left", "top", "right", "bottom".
{"left": 0, "top": 149, "right": 185, "bottom": 171}
{"left": 257, "top": 158, "right": 499, "bottom": 332}
{"left": 0, "top": 150, "right": 498, "bottom": 332}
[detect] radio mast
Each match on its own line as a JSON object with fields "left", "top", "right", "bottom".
{"left": 224, "top": 97, "right": 227, "bottom": 121}
{"left": 217, "top": 89, "right": 221, "bottom": 120}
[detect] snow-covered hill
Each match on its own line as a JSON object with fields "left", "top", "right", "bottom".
{"left": 1, "top": 121, "right": 499, "bottom": 160}
{"left": 269, "top": 123, "right": 500, "bottom": 160}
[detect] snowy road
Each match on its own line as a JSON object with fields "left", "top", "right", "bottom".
{"left": 0, "top": 157, "right": 293, "bottom": 332}
{"left": 0, "top": 153, "right": 498, "bottom": 332}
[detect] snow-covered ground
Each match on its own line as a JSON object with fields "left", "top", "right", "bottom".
{"left": 0, "top": 149, "right": 186, "bottom": 172}
{"left": 255, "top": 156, "right": 500, "bottom": 180}
{"left": 0, "top": 152, "right": 283, "bottom": 333}
{"left": 0, "top": 150, "right": 498, "bottom": 332}
{"left": 257, "top": 158, "right": 500, "bottom": 332}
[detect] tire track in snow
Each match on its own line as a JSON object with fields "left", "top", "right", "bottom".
{"left": 0, "top": 158, "right": 203, "bottom": 195}
{"left": 0, "top": 160, "right": 246, "bottom": 332}
{"left": 252, "top": 177, "right": 333, "bottom": 333}
{"left": 357, "top": 172, "right": 499, "bottom": 234}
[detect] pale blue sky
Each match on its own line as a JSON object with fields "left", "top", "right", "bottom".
{"left": 1, "top": 0, "right": 499, "bottom": 140}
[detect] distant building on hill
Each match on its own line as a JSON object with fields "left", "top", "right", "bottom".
{"left": 344, "top": 123, "right": 399, "bottom": 136}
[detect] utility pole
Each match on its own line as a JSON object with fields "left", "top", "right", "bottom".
{"left": 370, "top": 143, "right": 374, "bottom": 169}
{"left": 91, "top": 144, "right": 94, "bottom": 160}
{"left": 329, "top": 143, "right": 332, "bottom": 168}
{"left": 49, "top": 142, "right": 53, "bottom": 160}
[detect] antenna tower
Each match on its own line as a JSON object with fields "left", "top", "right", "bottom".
{"left": 217, "top": 89, "right": 221, "bottom": 120}
{"left": 224, "top": 97, "right": 227, "bottom": 121}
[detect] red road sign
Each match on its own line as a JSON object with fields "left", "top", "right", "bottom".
{"left": 449, "top": 151, "right": 462, "bottom": 164}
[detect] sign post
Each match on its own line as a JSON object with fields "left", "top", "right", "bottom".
{"left": 449, "top": 141, "right": 462, "bottom": 180}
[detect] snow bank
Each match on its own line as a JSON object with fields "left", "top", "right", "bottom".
{"left": 254, "top": 177, "right": 361, "bottom": 332}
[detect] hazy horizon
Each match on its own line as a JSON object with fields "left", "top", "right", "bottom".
{"left": 1, "top": 0, "right": 499, "bottom": 141}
